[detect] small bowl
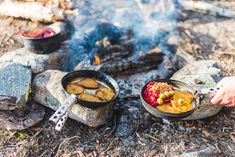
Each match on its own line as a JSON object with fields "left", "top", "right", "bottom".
{"left": 21, "top": 26, "right": 62, "bottom": 54}
{"left": 140, "top": 79, "right": 199, "bottom": 119}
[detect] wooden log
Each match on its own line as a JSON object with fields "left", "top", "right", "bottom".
{"left": 75, "top": 47, "right": 164, "bottom": 75}
{"left": 0, "top": 0, "right": 64, "bottom": 22}
{"left": 179, "top": 0, "right": 235, "bottom": 18}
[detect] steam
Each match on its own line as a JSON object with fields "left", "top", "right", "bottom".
{"left": 68, "top": 0, "right": 180, "bottom": 70}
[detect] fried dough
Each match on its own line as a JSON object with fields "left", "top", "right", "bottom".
{"left": 79, "top": 93, "right": 102, "bottom": 102}
{"left": 96, "top": 87, "right": 115, "bottom": 101}
{"left": 79, "top": 78, "right": 100, "bottom": 89}
{"left": 66, "top": 83, "right": 84, "bottom": 94}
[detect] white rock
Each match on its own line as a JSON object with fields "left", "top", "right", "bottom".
{"left": 171, "top": 60, "right": 223, "bottom": 120}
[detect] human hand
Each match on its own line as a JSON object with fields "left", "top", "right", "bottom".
{"left": 208, "top": 76, "right": 235, "bottom": 107}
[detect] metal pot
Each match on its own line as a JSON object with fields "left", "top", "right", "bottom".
{"left": 21, "top": 26, "right": 62, "bottom": 54}
{"left": 140, "top": 79, "right": 218, "bottom": 119}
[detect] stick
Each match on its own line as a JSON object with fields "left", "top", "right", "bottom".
{"left": 0, "top": 0, "right": 64, "bottom": 22}
{"left": 179, "top": 0, "right": 235, "bottom": 18}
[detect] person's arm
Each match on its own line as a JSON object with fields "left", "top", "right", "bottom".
{"left": 208, "top": 76, "right": 235, "bottom": 107}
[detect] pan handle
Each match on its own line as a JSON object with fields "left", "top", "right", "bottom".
{"left": 49, "top": 94, "right": 76, "bottom": 124}
{"left": 194, "top": 87, "right": 220, "bottom": 109}
{"left": 55, "top": 113, "right": 68, "bottom": 131}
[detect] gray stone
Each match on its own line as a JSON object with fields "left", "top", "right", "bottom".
{"left": 171, "top": 60, "right": 223, "bottom": 120}
{"left": 0, "top": 45, "right": 71, "bottom": 74}
{"left": 0, "top": 64, "right": 31, "bottom": 110}
{"left": 0, "top": 101, "right": 45, "bottom": 131}
{"left": 32, "top": 70, "right": 113, "bottom": 127}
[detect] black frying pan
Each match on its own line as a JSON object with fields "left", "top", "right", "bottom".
{"left": 61, "top": 70, "right": 120, "bottom": 109}
{"left": 49, "top": 70, "right": 120, "bottom": 131}
{"left": 140, "top": 79, "right": 200, "bottom": 119}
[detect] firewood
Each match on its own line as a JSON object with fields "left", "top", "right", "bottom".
{"left": 0, "top": 0, "right": 64, "bottom": 22}
{"left": 179, "top": 0, "right": 235, "bottom": 18}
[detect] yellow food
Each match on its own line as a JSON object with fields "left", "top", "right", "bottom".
{"left": 157, "top": 98, "right": 163, "bottom": 105}
{"left": 157, "top": 90, "right": 193, "bottom": 114}
{"left": 169, "top": 91, "right": 175, "bottom": 96}
{"left": 79, "top": 93, "right": 102, "bottom": 102}
{"left": 159, "top": 93, "right": 166, "bottom": 99}
{"left": 66, "top": 83, "right": 84, "bottom": 94}
{"left": 79, "top": 78, "right": 100, "bottom": 89}
{"left": 96, "top": 87, "right": 115, "bottom": 101}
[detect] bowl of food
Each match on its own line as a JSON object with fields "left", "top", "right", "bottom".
{"left": 61, "top": 70, "right": 120, "bottom": 109}
{"left": 19, "top": 26, "right": 62, "bottom": 54}
{"left": 140, "top": 79, "right": 199, "bottom": 119}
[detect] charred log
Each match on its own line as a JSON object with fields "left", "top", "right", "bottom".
{"left": 0, "top": 0, "right": 64, "bottom": 22}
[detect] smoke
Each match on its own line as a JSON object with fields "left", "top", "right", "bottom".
{"left": 68, "top": 0, "right": 180, "bottom": 70}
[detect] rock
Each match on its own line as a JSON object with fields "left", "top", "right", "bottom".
{"left": 171, "top": 60, "right": 223, "bottom": 120}
{"left": 32, "top": 70, "right": 113, "bottom": 127}
{"left": 0, "top": 101, "right": 45, "bottom": 131}
{"left": 0, "top": 45, "right": 71, "bottom": 74}
{"left": 0, "top": 64, "right": 31, "bottom": 110}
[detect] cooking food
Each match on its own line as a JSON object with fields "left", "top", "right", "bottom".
{"left": 79, "top": 78, "right": 100, "bottom": 89}
{"left": 66, "top": 84, "right": 84, "bottom": 94}
{"left": 65, "top": 77, "right": 115, "bottom": 103}
{"left": 96, "top": 87, "right": 116, "bottom": 101}
{"left": 143, "top": 82, "right": 193, "bottom": 114}
{"left": 79, "top": 93, "right": 102, "bottom": 102}
{"left": 19, "top": 27, "right": 56, "bottom": 38}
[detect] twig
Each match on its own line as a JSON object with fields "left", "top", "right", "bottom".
{"left": 54, "top": 136, "right": 79, "bottom": 157}
{"left": 145, "top": 134, "right": 160, "bottom": 142}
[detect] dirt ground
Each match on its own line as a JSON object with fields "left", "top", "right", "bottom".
{"left": 0, "top": 2, "right": 235, "bottom": 157}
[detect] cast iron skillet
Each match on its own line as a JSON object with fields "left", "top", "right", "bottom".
{"left": 140, "top": 79, "right": 199, "bottom": 119}
{"left": 61, "top": 70, "right": 120, "bottom": 109}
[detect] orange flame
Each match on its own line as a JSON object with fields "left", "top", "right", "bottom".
{"left": 94, "top": 55, "right": 101, "bottom": 64}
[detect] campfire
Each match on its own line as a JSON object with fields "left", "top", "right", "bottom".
{"left": 0, "top": 0, "right": 234, "bottom": 156}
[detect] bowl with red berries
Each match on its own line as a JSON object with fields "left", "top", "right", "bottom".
{"left": 140, "top": 79, "right": 199, "bottom": 119}
{"left": 19, "top": 26, "right": 62, "bottom": 54}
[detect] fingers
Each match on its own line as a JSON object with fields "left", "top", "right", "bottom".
{"left": 206, "top": 92, "right": 216, "bottom": 99}
{"left": 216, "top": 78, "right": 227, "bottom": 88}
{"left": 210, "top": 89, "right": 224, "bottom": 105}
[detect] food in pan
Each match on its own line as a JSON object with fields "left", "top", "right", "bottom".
{"left": 79, "top": 78, "right": 100, "bottom": 89}
{"left": 66, "top": 77, "right": 115, "bottom": 103}
{"left": 66, "top": 84, "right": 84, "bottom": 94}
{"left": 143, "top": 82, "right": 193, "bottom": 114}
{"left": 79, "top": 93, "right": 102, "bottom": 102}
{"left": 19, "top": 27, "right": 56, "bottom": 38}
{"left": 96, "top": 87, "right": 116, "bottom": 101}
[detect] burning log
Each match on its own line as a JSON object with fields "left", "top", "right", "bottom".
{"left": 76, "top": 47, "right": 164, "bottom": 75}
{"left": 0, "top": 0, "right": 64, "bottom": 22}
{"left": 179, "top": 0, "right": 235, "bottom": 18}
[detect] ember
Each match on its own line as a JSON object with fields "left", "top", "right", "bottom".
{"left": 19, "top": 27, "right": 56, "bottom": 38}
{"left": 94, "top": 55, "right": 101, "bottom": 64}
